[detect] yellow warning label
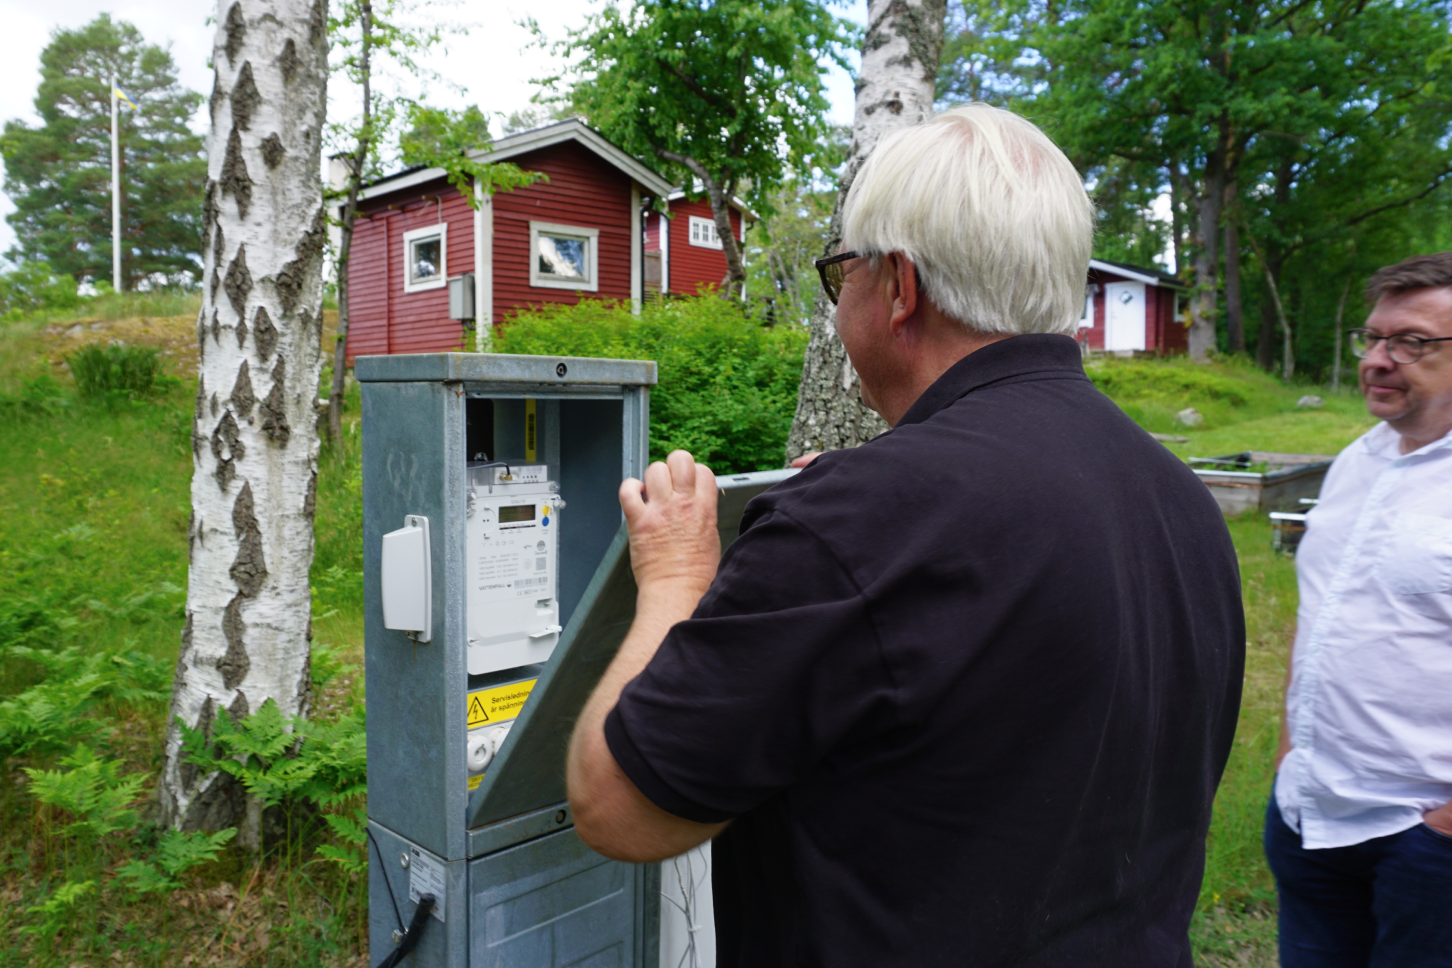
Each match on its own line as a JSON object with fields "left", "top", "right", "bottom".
{"left": 468, "top": 774, "right": 483, "bottom": 790}
{"left": 467, "top": 679, "right": 537, "bottom": 730}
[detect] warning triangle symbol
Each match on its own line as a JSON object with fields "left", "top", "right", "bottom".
{"left": 468, "top": 696, "right": 490, "bottom": 726}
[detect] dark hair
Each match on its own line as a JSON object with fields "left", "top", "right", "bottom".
{"left": 1365, "top": 251, "right": 1452, "bottom": 304}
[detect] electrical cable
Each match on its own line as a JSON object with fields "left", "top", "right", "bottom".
{"left": 375, "top": 893, "right": 436, "bottom": 968}
{"left": 366, "top": 825, "right": 404, "bottom": 935}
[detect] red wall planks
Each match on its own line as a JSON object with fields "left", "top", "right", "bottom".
{"left": 344, "top": 139, "right": 641, "bottom": 362}
{"left": 491, "top": 140, "right": 634, "bottom": 325}
{"left": 346, "top": 176, "right": 475, "bottom": 362}
{"left": 662, "top": 197, "right": 741, "bottom": 295}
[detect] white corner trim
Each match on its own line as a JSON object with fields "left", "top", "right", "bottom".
{"left": 402, "top": 222, "right": 448, "bottom": 293}
{"left": 529, "top": 221, "right": 600, "bottom": 292}
{"left": 630, "top": 183, "right": 642, "bottom": 315}
{"left": 660, "top": 210, "right": 671, "bottom": 294}
{"left": 687, "top": 215, "right": 723, "bottom": 250}
{"left": 474, "top": 179, "right": 493, "bottom": 347}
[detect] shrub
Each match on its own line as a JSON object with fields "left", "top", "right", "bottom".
{"left": 1087, "top": 359, "right": 1252, "bottom": 406}
{"left": 497, "top": 297, "right": 807, "bottom": 473}
{"left": 65, "top": 343, "right": 167, "bottom": 399}
{"left": 0, "top": 262, "right": 83, "bottom": 320}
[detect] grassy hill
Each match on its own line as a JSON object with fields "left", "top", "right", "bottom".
{"left": 0, "top": 301, "right": 1374, "bottom": 966}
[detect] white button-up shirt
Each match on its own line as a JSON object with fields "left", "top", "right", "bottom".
{"left": 1276, "top": 421, "right": 1452, "bottom": 849}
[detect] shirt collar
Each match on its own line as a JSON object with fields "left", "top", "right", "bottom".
{"left": 895, "top": 333, "right": 1089, "bottom": 428}
{"left": 1361, "top": 421, "right": 1452, "bottom": 461}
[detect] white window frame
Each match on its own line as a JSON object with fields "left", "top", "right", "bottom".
{"left": 687, "top": 215, "right": 723, "bottom": 250}
{"left": 402, "top": 223, "right": 448, "bottom": 293}
{"left": 529, "top": 221, "right": 600, "bottom": 292}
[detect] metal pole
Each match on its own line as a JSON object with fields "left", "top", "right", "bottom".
{"left": 110, "top": 74, "right": 121, "bottom": 292}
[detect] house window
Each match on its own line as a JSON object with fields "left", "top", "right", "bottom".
{"left": 529, "top": 221, "right": 600, "bottom": 292}
{"left": 688, "top": 215, "right": 723, "bottom": 250}
{"left": 402, "top": 223, "right": 448, "bottom": 293}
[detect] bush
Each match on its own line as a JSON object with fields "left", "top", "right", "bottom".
{"left": 0, "top": 262, "right": 83, "bottom": 320}
{"left": 497, "top": 297, "right": 808, "bottom": 473}
{"left": 65, "top": 344, "right": 167, "bottom": 399}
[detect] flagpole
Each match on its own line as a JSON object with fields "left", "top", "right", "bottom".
{"left": 110, "top": 74, "right": 121, "bottom": 292}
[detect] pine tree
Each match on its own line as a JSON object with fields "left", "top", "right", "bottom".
{"left": 0, "top": 14, "right": 205, "bottom": 287}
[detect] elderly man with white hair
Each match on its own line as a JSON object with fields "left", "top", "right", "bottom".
{"left": 567, "top": 104, "right": 1245, "bottom": 967}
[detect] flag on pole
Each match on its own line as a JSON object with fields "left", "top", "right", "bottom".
{"left": 113, "top": 86, "right": 138, "bottom": 110}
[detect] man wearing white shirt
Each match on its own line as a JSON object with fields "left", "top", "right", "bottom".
{"left": 1268, "top": 251, "right": 1452, "bottom": 968}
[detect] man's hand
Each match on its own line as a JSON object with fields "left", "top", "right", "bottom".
{"left": 1425, "top": 799, "right": 1452, "bottom": 836}
{"left": 789, "top": 451, "right": 823, "bottom": 469}
{"left": 566, "top": 450, "right": 729, "bottom": 863}
{"left": 619, "top": 450, "right": 720, "bottom": 596}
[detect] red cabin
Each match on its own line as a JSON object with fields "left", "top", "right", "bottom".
{"left": 1078, "top": 259, "right": 1190, "bottom": 355}
{"left": 339, "top": 120, "right": 674, "bottom": 361}
{"left": 642, "top": 191, "right": 757, "bottom": 296}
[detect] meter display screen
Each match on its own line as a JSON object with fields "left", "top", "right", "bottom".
{"left": 498, "top": 504, "right": 536, "bottom": 523}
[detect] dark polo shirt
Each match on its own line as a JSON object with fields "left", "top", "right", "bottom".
{"left": 605, "top": 334, "right": 1245, "bottom": 967}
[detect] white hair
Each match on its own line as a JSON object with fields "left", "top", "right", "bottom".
{"left": 841, "top": 104, "right": 1093, "bottom": 336}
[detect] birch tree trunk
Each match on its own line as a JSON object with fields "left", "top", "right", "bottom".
{"left": 784, "top": 0, "right": 946, "bottom": 461}
{"left": 160, "top": 0, "right": 329, "bottom": 837}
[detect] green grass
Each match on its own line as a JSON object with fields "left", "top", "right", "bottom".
{"left": 1089, "top": 353, "right": 1376, "bottom": 457}
{"left": 0, "top": 314, "right": 1385, "bottom": 965}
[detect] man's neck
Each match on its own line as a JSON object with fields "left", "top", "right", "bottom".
{"left": 1397, "top": 422, "right": 1452, "bottom": 454}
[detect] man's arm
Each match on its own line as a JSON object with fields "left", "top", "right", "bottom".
{"left": 567, "top": 451, "right": 730, "bottom": 863}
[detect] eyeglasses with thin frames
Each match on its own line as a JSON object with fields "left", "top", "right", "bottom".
{"left": 814, "top": 251, "right": 861, "bottom": 305}
{"left": 1348, "top": 329, "right": 1452, "bottom": 365}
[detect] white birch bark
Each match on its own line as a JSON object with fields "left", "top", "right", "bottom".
{"left": 160, "top": 0, "right": 329, "bottom": 834}
{"left": 785, "top": 0, "right": 946, "bottom": 460}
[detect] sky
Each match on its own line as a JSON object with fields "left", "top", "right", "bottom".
{"left": 0, "top": 0, "right": 866, "bottom": 265}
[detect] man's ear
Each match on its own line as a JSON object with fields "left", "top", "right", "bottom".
{"left": 887, "top": 252, "right": 920, "bottom": 336}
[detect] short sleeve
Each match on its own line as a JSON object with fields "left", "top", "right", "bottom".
{"left": 604, "top": 506, "right": 897, "bottom": 823}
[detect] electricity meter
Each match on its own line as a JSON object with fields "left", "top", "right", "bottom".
{"left": 465, "top": 462, "right": 562, "bottom": 675}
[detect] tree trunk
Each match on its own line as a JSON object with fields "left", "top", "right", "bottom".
{"left": 1188, "top": 138, "right": 1225, "bottom": 361}
{"left": 784, "top": 0, "right": 946, "bottom": 461}
{"left": 161, "top": 0, "right": 329, "bottom": 838}
{"left": 1223, "top": 183, "right": 1244, "bottom": 353}
{"left": 328, "top": 0, "right": 372, "bottom": 443}
{"left": 1331, "top": 277, "right": 1350, "bottom": 392}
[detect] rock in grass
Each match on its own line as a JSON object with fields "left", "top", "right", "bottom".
{"left": 1176, "top": 407, "right": 1204, "bottom": 427}
{"left": 1296, "top": 395, "right": 1324, "bottom": 409}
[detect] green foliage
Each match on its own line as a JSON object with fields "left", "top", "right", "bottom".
{"left": 25, "top": 744, "right": 148, "bottom": 844}
{"left": 65, "top": 343, "right": 170, "bottom": 399}
{"left": 114, "top": 828, "right": 238, "bottom": 897}
{"left": 0, "top": 262, "right": 85, "bottom": 320}
{"left": 942, "top": 0, "right": 1452, "bottom": 373}
{"left": 744, "top": 163, "right": 843, "bottom": 325}
{"left": 398, "top": 104, "right": 545, "bottom": 206}
{"left": 0, "top": 14, "right": 205, "bottom": 285}
{"left": 0, "top": 374, "right": 71, "bottom": 417}
{"left": 547, "top": 0, "right": 853, "bottom": 229}
{"left": 1088, "top": 360, "right": 1254, "bottom": 408}
{"left": 0, "top": 645, "right": 169, "bottom": 758}
{"left": 497, "top": 297, "right": 808, "bottom": 472}
{"left": 181, "top": 700, "right": 367, "bottom": 813}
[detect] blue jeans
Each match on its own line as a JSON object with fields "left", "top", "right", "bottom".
{"left": 1264, "top": 795, "right": 1452, "bottom": 968}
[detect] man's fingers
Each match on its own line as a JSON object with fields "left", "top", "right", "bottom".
{"left": 618, "top": 477, "right": 647, "bottom": 522}
{"left": 694, "top": 462, "right": 717, "bottom": 502}
{"left": 666, "top": 450, "right": 698, "bottom": 494}
{"left": 790, "top": 451, "right": 823, "bottom": 469}
{"left": 642, "top": 459, "right": 674, "bottom": 505}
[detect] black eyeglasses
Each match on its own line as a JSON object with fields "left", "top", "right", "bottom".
{"left": 1349, "top": 329, "right": 1452, "bottom": 365}
{"left": 814, "top": 251, "right": 861, "bottom": 305}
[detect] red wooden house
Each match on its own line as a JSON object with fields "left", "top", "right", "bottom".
{"left": 1077, "top": 258, "right": 1190, "bottom": 354}
{"left": 341, "top": 120, "right": 673, "bottom": 360}
{"left": 642, "top": 191, "right": 757, "bottom": 296}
